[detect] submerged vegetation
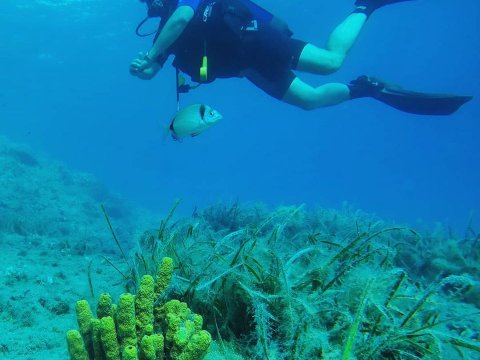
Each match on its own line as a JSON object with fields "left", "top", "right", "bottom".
{"left": 2, "top": 136, "right": 477, "bottom": 359}
{"left": 102, "top": 202, "right": 480, "bottom": 360}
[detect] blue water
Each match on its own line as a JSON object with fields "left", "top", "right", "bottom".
{"left": 0, "top": 0, "right": 478, "bottom": 231}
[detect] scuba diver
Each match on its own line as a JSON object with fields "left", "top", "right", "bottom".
{"left": 129, "top": 0, "right": 472, "bottom": 115}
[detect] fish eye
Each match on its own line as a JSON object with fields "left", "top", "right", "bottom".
{"left": 209, "top": 110, "right": 215, "bottom": 116}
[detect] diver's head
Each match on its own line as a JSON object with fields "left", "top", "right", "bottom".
{"left": 136, "top": 0, "right": 175, "bottom": 37}
{"left": 139, "top": 0, "right": 168, "bottom": 17}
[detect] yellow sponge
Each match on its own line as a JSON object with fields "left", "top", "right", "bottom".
{"left": 117, "top": 293, "right": 137, "bottom": 350}
{"left": 100, "top": 316, "right": 120, "bottom": 360}
{"left": 135, "top": 275, "right": 155, "bottom": 341}
{"left": 97, "top": 293, "right": 114, "bottom": 319}
{"left": 67, "top": 257, "right": 210, "bottom": 360}
{"left": 122, "top": 345, "right": 138, "bottom": 360}
{"left": 141, "top": 334, "right": 165, "bottom": 360}
{"left": 91, "top": 318, "right": 106, "bottom": 360}
{"left": 75, "top": 300, "right": 94, "bottom": 356}
{"left": 155, "top": 257, "right": 174, "bottom": 298}
{"left": 66, "top": 330, "right": 89, "bottom": 360}
{"left": 177, "top": 330, "right": 212, "bottom": 360}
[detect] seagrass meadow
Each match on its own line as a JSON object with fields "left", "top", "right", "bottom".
{"left": 0, "top": 136, "right": 479, "bottom": 359}
{"left": 1, "top": 0, "right": 479, "bottom": 358}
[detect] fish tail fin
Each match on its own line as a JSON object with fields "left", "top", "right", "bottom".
{"left": 161, "top": 124, "right": 172, "bottom": 143}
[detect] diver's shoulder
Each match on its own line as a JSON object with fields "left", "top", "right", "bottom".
{"left": 177, "top": 0, "right": 202, "bottom": 12}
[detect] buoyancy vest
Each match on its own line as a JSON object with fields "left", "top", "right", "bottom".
{"left": 165, "top": 0, "right": 293, "bottom": 82}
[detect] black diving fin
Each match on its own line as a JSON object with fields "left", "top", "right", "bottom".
{"left": 355, "top": 0, "right": 414, "bottom": 9}
{"left": 349, "top": 75, "right": 473, "bottom": 115}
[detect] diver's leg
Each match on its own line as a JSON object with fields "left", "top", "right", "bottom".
{"left": 296, "top": 12, "right": 367, "bottom": 75}
{"left": 282, "top": 77, "right": 351, "bottom": 110}
{"left": 283, "top": 75, "right": 473, "bottom": 114}
{"left": 296, "top": 1, "right": 413, "bottom": 75}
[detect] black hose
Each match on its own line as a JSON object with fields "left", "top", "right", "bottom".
{"left": 135, "top": 16, "right": 159, "bottom": 37}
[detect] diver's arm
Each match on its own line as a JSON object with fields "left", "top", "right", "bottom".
{"left": 147, "top": 6, "right": 194, "bottom": 61}
{"left": 129, "top": 6, "right": 194, "bottom": 77}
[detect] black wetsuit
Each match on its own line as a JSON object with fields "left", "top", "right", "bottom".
{"left": 156, "top": 0, "right": 307, "bottom": 99}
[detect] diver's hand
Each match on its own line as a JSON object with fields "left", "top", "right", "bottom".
{"left": 131, "top": 67, "right": 157, "bottom": 80}
{"left": 130, "top": 52, "right": 153, "bottom": 70}
{"left": 129, "top": 52, "right": 160, "bottom": 79}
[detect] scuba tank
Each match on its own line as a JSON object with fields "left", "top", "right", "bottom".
{"left": 220, "top": 0, "right": 292, "bottom": 39}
